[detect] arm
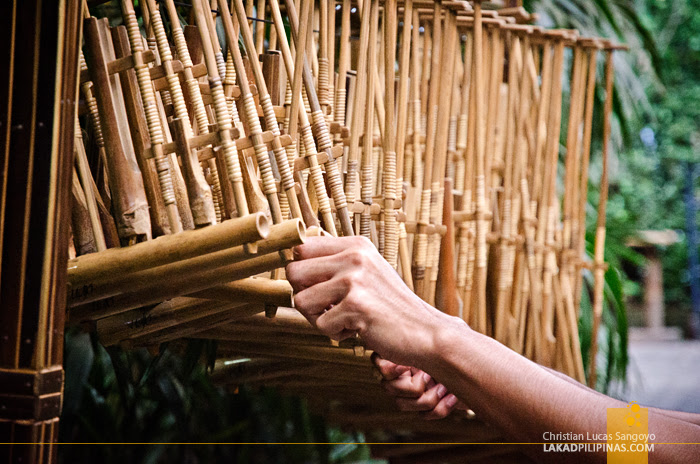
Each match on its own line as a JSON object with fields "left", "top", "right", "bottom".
{"left": 286, "top": 236, "right": 700, "bottom": 463}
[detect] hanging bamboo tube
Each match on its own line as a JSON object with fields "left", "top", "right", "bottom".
{"left": 74, "top": 117, "right": 107, "bottom": 252}
{"left": 573, "top": 40, "right": 601, "bottom": 317}
{"left": 412, "top": 0, "right": 442, "bottom": 299}
{"left": 270, "top": 0, "right": 337, "bottom": 234}
{"left": 360, "top": 0, "right": 379, "bottom": 238}
{"left": 82, "top": 17, "right": 153, "bottom": 244}
{"left": 327, "top": 0, "right": 336, "bottom": 118}
{"left": 345, "top": 0, "right": 372, "bottom": 212}
{"left": 426, "top": 9, "right": 458, "bottom": 306}
{"left": 190, "top": 0, "right": 249, "bottom": 217}
{"left": 143, "top": 0, "right": 217, "bottom": 228}
{"left": 162, "top": 0, "right": 228, "bottom": 219}
{"left": 382, "top": 0, "right": 399, "bottom": 268}
{"left": 228, "top": 0, "right": 303, "bottom": 221}
{"left": 284, "top": 0, "right": 353, "bottom": 236}
{"left": 395, "top": 0, "right": 415, "bottom": 288}
{"left": 334, "top": 0, "right": 352, "bottom": 137}
{"left": 212, "top": 0, "right": 283, "bottom": 224}
{"left": 119, "top": 0, "right": 183, "bottom": 234}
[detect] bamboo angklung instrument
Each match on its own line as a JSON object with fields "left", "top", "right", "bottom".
{"left": 58, "top": 3, "right": 629, "bottom": 445}
{"left": 120, "top": 0, "right": 184, "bottom": 234}
{"left": 191, "top": 0, "right": 250, "bottom": 216}
{"left": 284, "top": 0, "right": 354, "bottom": 236}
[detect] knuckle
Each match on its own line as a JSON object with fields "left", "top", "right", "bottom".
{"left": 345, "top": 248, "right": 366, "bottom": 267}
{"left": 292, "top": 290, "right": 307, "bottom": 309}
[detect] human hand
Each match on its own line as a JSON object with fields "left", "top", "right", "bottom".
{"left": 372, "top": 353, "right": 467, "bottom": 420}
{"left": 285, "top": 236, "right": 452, "bottom": 367}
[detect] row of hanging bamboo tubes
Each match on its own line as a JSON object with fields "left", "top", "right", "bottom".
{"left": 70, "top": 0, "right": 622, "bottom": 387}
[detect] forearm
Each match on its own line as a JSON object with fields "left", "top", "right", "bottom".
{"left": 543, "top": 366, "right": 700, "bottom": 427}
{"left": 412, "top": 314, "right": 700, "bottom": 463}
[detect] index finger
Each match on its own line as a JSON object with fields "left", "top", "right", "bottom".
{"left": 293, "top": 235, "right": 368, "bottom": 260}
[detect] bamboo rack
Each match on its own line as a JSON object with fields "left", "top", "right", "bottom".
{"left": 41, "top": 0, "right": 627, "bottom": 454}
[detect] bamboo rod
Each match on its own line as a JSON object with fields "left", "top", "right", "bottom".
{"left": 285, "top": 0, "right": 353, "bottom": 236}
{"left": 191, "top": 0, "right": 250, "bottom": 216}
{"left": 214, "top": 0, "right": 283, "bottom": 223}
{"left": 588, "top": 48, "right": 614, "bottom": 388}
{"left": 229, "top": 0, "right": 303, "bottom": 221}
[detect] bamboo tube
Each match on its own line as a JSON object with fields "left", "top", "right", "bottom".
{"left": 126, "top": 302, "right": 268, "bottom": 347}
{"left": 382, "top": 0, "right": 399, "bottom": 267}
{"left": 143, "top": 0, "right": 217, "bottom": 228}
{"left": 68, "top": 218, "right": 302, "bottom": 307}
{"left": 345, "top": 0, "right": 372, "bottom": 210}
{"left": 256, "top": 0, "right": 266, "bottom": 54}
{"left": 411, "top": 0, "right": 442, "bottom": 298}
{"left": 285, "top": 0, "right": 353, "bottom": 236}
{"left": 395, "top": 0, "right": 415, "bottom": 288}
{"left": 227, "top": 0, "right": 303, "bottom": 222}
{"left": 120, "top": 0, "right": 183, "bottom": 234}
{"left": 538, "top": 36, "right": 566, "bottom": 350}
{"left": 427, "top": 10, "right": 458, "bottom": 305}
{"left": 213, "top": 0, "right": 283, "bottom": 224}
{"left": 406, "top": 10, "right": 422, "bottom": 188}
{"left": 96, "top": 298, "right": 264, "bottom": 347}
{"left": 82, "top": 18, "right": 153, "bottom": 244}
{"left": 471, "top": 1, "right": 488, "bottom": 334}
{"left": 67, "top": 212, "right": 268, "bottom": 288}
{"left": 190, "top": 0, "right": 249, "bottom": 217}
{"left": 334, "top": 0, "right": 352, "bottom": 134}
{"left": 360, "top": 0, "right": 379, "bottom": 238}
{"left": 74, "top": 117, "right": 107, "bottom": 252}
{"left": 69, "top": 238, "right": 297, "bottom": 323}
{"left": 561, "top": 45, "right": 586, "bottom": 256}
{"left": 189, "top": 276, "right": 293, "bottom": 307}
{"left": 318, "top": 0, "right": 331, "bottom": 113}
{"left": 573, "top": 43, "right": 600, "bottom": 318}
{"left": 588, "top": 48, "right": 614, "bottom": 388}
{"left": 270, "top": 0, "right": 338, "bottom": 235}
{"left": 71, "top": 168, "right": 98, "bottom": 256}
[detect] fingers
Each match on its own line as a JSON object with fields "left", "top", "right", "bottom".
{"left": 292, "top": 235, "right": 371, "bottom": 260}
{"left": 423, "top": 394, "right": 460, "bottom": 420}
{"left": 394, "top": 383, "right": 448, "bottom": 412}
{"left": 286, "top": 254, "right": 349, "bottom": 292}
{"left": 381, "top": 370, "right": 432, "bottom": 398}
{"left": 293, "top": 278, "right": 348, "bottom": 318}
{"left": 314, "top": 307, "right": 364, "bottom": 337}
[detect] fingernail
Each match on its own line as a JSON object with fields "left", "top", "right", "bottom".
{"left": 436, "top": 385, "right": 447, "bottom": 398}
{"left": 293, "top": 247, "right": 301, "bottom": 259}
{"left": 445, "top": 394, "right": 458, "bottom": 408}
{"left": 421, "top": 372, "right": 431, "bottom": 384}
